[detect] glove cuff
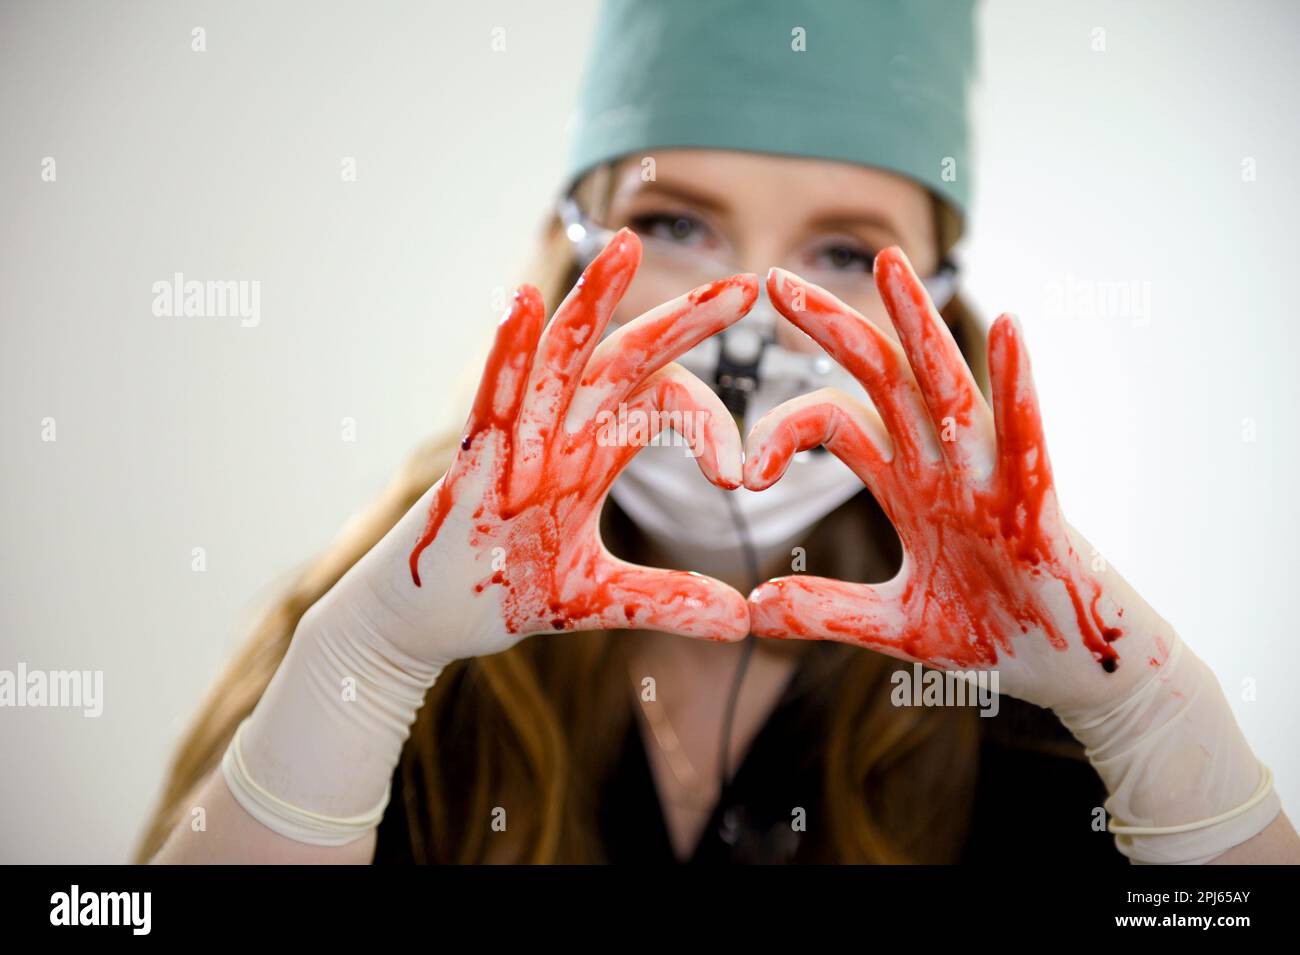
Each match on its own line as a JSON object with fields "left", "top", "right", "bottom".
{"left": 219, "top": 600, "right": 444, "bottom": 845}
{"left": 1058, "top": 633, "right": 1280, "bottom": 863}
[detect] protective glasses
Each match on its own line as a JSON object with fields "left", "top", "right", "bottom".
{"left": 559, "top": 196, "right": 960, "bottom": 420}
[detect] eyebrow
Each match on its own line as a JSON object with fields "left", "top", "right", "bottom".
{"left": 622, "top": 179, "right": 904, "bottom": 237}
{"left": 805, "top": 210, "right": 904, "bottom": 238}
{"left": 616, "top": 178, "right": 729, "bottom": 215}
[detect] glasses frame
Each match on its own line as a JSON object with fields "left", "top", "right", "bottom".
{"left": 557, "top": 196, "right": 960, "bottom": 313}
{"left": 557, "top": 194, "right": 962, "bottom": 422}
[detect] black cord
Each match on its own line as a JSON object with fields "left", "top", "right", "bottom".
{"left": 717, "top": 487, "right": 762, "bottom": 792}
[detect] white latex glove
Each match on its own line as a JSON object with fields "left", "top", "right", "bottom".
{"left": 743, "top": 249, "right": 1280, "bottom": 864}
{"left": 223, "top": 229, "right": 756, "bottom": 844}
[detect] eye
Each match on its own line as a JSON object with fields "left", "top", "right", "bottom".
{"left": 629, "top": 212, "right": 715, "bottom": 249}
{"left": 809, "top": 241, "right": 877, "bottom": 274}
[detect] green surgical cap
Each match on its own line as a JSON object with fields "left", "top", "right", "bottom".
{"left": 566, "top": 0, "right": 976, "bottom": 235}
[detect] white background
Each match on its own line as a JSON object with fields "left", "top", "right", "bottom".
{"left": 2, "top": 0, "right": 1297, "bottom": 862}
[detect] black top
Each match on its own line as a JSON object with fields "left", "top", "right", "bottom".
{"left": 373, "top": 652, "right": 1127, "bottom": 865}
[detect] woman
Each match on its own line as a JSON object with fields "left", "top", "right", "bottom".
{"left": 137, "top": 0, "right": 1297, "bottom": 864}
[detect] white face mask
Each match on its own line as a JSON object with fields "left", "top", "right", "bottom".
{"left": 608, "top": 284, "right": 877, "bottom": 578}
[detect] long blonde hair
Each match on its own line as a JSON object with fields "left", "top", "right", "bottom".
{"left": 134, "top": 170, "right": 990, "bottom": 864}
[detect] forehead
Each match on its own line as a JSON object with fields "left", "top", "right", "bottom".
{"left": 608, "top": 148, "right": 933, "bottom": 233}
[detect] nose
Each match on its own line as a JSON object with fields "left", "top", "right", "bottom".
{"left": 719, "top": 284, "right": 773, "bottom": 368}
{"left": 732, "top": 275, "right": 820, "bottom": 356}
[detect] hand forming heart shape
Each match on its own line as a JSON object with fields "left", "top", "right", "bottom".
{"left": 406, "top": 228, "right": 1169, "bottom": 710}
{"left": 406, "top": 227, "right": 756, "bottom": 649}
{"left": 744, "top": 248, "right": 1171, "bottom": 712}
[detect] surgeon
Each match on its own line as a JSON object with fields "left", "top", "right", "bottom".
{"left": 140, "top": 0, "right": 1298, "bottom": 865}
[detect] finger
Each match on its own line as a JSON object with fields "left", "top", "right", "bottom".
{"left": 742, "top": 388, "right": 894, "bottom": 501}
{"left": 581, "top": 547, "right": 750, "bottom": 642}
{"left": 591, "top": 362, "right": 743, "bottom": 491}
{"left": 874, "top": 247, "right": 994, "bottom": 478}
{"left": 412, "top": 285, "right": 546, "bottom": 586}
{"left": 529, "top": 227, "right": 640, "bottom": 411}
{"left": 462, "top": 284, "right": 546, "bottom": 445}
{"left": 566, "top": 273, "right": 758, "bottom": 430}
{"left": 748, "top": 575, "right": 911, "bottom": 657}
{"left": 512, "top": 228, "right": 641, "bottom": 501}
{"left": 766, "top": 267, "right": 941, "bottom": 468}
{"left": 988, "top": 313, "right": 1054, "bottom": 535}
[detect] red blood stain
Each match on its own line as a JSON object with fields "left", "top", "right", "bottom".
{"left": 407, "top": 231, "right": 752, "bottom": 642}
{"left": 748, "top": 253, "right": 1124, "bottom": 674}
